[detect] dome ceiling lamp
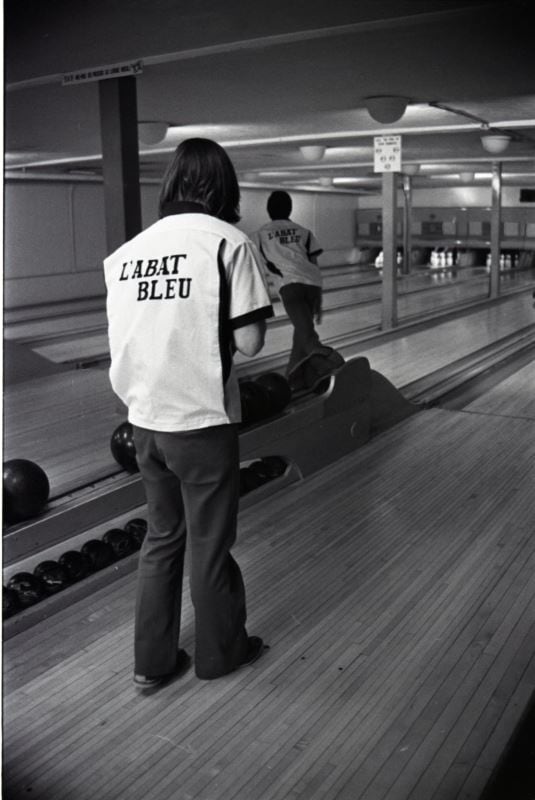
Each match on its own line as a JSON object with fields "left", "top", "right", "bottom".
{"left": 299, "top": 145, "right": 326, "bottom": 162}
{"left": 138, "top": 121, "right": 170, "bottom": 145}
{"left": 363, "top": 95, "right": 410, "bottom": 124}
{"left": 426, "top": 101, "right": 535, "bottom": 157}
{"left": 480, "top": 132, "right": 511, "bottom": 154}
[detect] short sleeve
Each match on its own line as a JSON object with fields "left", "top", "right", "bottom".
{"left": 226, "top": 239, "right": 274, "bottom": 330}
{"left": 250, "top": 230, "right": 261, "bottom": 251}
{"left": 306, "top": 229, "right": 323, "bottom": 258}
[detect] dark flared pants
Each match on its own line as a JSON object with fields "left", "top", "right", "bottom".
{"left": 132, "top": 423, "right": 249, "bottom": 679}
{"left": 279, "top": 282, "right": 324, "bottom": 375}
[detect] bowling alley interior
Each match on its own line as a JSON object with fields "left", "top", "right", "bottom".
{"left": 3, "top": 2, "right": 535, "bottom": 798}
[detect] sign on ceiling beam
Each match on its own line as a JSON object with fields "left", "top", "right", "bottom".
{"left": 63, "top": 61, "right": 143, "bottom": 86}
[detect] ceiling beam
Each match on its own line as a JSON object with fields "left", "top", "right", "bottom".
{"left": 6, "top": 4, "right": 500, "bottom": 92}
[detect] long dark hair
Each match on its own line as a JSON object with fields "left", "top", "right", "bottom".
{"left": 158, "top": 138, "right": 241, "bottom": 223}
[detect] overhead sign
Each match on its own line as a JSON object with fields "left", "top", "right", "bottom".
{"left": 63, "top": 60, "right": 143, "bottom": 86}
{"left": 374, "top": 135, "right": 401, "bottom": 172}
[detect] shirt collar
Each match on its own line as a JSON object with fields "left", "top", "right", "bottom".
{"left": 160, "top": 201, "right": 207, "bottom": 217}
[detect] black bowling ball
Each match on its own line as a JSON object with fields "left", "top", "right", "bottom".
{"left": 255, "top": 373, "right": 292, "bottom": 415}
{"left": 3, "top": 459, "right": 50, "bottom": 524}
{"left": 58, "top": 550, "right": 93, "bottom": 582}
{"left": 81, "top": 539, "right": 116, "bottom": 571}
{"left": 110, "top": 422, "right": 139, "bottom": 473}
{"left": 124, "top": 518, "right": 147, "bottom": 548}
{"left": 7, "top": 572, "right": 46, "bottom": 608}
{"left": 33, "top": 560, "right": 70, "bottom": 594}
{"left": 3, "top": 586, "right": 21, "bottom": 618}
{"left": 102, "top": 527, "right": 137, "bottom": 559}
{"left": 239, "top": 463, "right": 271, "bottom": 495}
{"left": 246, "top": 460, "right": 273, "bottom": 487}
{"left": 239, "top": 381, "right": 271, "bottom": 425}
{"left": 258, "top": 455, "right": 287, "bottom": 479}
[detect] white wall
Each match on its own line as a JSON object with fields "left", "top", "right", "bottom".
{"left": 239, "top": 188, "right": 359, "bottom": 266}
{"left": 4, "top": 180, "right": 360, "bottom": 309}
{"left": 8, "top": 178, "right": 529, "bottom": 311}
{"left": 356, "top": 185, "right": 535, "bottom": 210}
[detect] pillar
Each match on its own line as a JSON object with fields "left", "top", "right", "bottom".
{"left": 98, "top": 76, "right": 142, "bottom": 254}
{"left": 381, "top": 170, "right": 398, "bottom": 329}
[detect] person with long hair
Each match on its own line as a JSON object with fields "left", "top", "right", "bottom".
{"left": 104, "top": 138, "right": 273, "bottom": 689}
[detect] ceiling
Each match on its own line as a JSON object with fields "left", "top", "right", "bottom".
{"left": 5, "top": 0, "right": 535, "bottom": 194}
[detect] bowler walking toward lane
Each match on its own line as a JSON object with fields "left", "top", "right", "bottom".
{"left": 253, "top": 190, "right": 344, "bottom": 392}
{"left": 104, "top": 138, "right": 273, "bottom": 690}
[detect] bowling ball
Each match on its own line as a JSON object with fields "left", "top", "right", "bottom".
{"left": 81, "top": 539, "right": 116, "bottom": 571}
{"left": 58, "top": 550, "right": 93, "bottom": 582}
{"left": 3, "top": 586, "right": 21, "bottom": 618}
{"left": 7, "top": 572, "right": 46, "bottom": 608}
{"left": 246, "top": 460, "right": 273, "bottom": 486}
{"left": 124, "top": 517, "right": 147, "bottom": 548}
{"left": 3, "top": 459, "right": 50, "bottom": 524}
{"left": 258, "top": 455, "right": 287, "bottom": 479}
{"left": 239, "top": 381, "right": 271, "bottom": 425}
{"left": 110, "top": 422, "right": 139, "bottom": 473}
{"left": 102, "top": 527, "right": 137, "bottom": 559}
{"left": 255, "top": 373, "right": 292, "bottom": 414}
{"left": 33, "top": 560, "right": 70, "bottom": 594}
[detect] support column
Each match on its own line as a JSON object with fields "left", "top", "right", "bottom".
{"left": 98, "top": 76, "right": 142, "bottom": 254}
{"left": 489, "top": 161, "right": 502, "bottom": 299}
{"left": 402, "top": 174, "right": 412, "bottom": 275}
{"left": 381, "top": 170, "right": 398, "bottom": 329}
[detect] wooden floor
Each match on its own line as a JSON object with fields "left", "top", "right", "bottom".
{"left": 4, "top": 402, "right": 535, "bottom": 800}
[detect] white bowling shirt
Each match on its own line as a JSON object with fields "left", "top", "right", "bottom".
{"left": 252, "top": 219, "right": 323, "bottom": 292}
{"left": 104, "top": 203, "right": 273, "bottom": 432}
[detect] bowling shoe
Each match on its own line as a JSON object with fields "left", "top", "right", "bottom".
{"left": 133, "top": 648, "right": 191, "bottom": 693}
{"left": 196, "top": 635, "right": 268, "bottom": 680}
{"left": 287, "top": 363, "right": 308, "bottom": 393}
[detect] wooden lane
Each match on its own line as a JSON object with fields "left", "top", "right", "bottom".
{"left": 4, "top": 308, "right": 108, "bottom": 345}
{"left": 4, "top": 259, "right": 533, "bottom": 346}
{"left": 3, "top": 290, "right": 535, "bottom": 502}
{"left": 17, "top": 272, "right": 533, "bottom": 364}
{"left": 349, "top": 292, "right": 535, "bottom": 389}
{"left": 3, "top": 407, "right": 535, "bottom": 799}
{"left": 3, "top": 368, "right": 124, "bottom": 497}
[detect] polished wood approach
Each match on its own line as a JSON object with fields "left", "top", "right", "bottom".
{"left": 4, "top": 405, "right": 535, "bottom": 800}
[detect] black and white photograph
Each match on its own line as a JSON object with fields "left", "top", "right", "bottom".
{"left": 3, "top": 2, "right": 535, "bottom": 798}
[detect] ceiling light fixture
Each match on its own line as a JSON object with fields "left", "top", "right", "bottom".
{"left": 138, "top": 121, "right": 169, "bottom": 145}
{"left": 459, "top": 171, "right": 474, "bottom": 182}
{"left": 480, "top": 134, "right": 511, "bottom": 154}
{"left": 364, "top": 95, "right": 409, "bottom": 124}
{"left": 300, "top": 145, "right": 325, "bottom": 161}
